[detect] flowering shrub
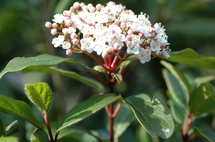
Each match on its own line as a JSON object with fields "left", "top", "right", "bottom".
{"left": 45, "top": 1, "right": 170, "bottom": 67}
{"left": 0, "top": 1, "right": 215, "bottom": 142}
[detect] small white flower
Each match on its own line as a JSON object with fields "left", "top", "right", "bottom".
{"left": 150, "top": 39, "right": 161, "bottom": 51}
{"left": 126, "top": 35, "right": 141, "bottom": 54}
{"left": 52, "top": 35, "right": 64, "bottom": 47}
{"left": 62, "top": 41, "right": 71, "bottom": 49}
{"left": 136, "top": 48, "right": 151, "bottom": 64}
{"left": 52, "top": 14, "right": 65, "bottom": 24}
{"left": 80, "top": 37, "right": 95, "bottom": 53}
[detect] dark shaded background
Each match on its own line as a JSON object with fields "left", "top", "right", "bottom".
{"left": 0, "top": 0, "right": 215, "bottom": 141}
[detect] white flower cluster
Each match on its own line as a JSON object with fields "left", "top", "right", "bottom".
{"left": 45, "top": 1, "right": 170, "bottom": 64}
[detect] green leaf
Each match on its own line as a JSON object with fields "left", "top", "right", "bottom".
{"left": 0, "top": 54, "right": 97, "bottom": 79}
{"left": 125, "top": 93, "right": 174, "bottom": 139}
{"left": 0, "top": 137, "right": 19, "bottom": 142}
{"left": 161, "top": 61, "right": 191, "bottom": 107}
{"left": 119, "top": 55, "right": 137, "bottom": 69}
{"left": 57, "top": 126, "right": 98, "bottom": 142}
{"left": 194, "top": 76, "right": 215, "bottom": 84}
{"left": 23, "top": 66, "right": 105, "bottom": 93}
{"left": 0, "top": 95, "right": 43, "bottom": 129}
{"left": 57, "top": 94, "right": 121, "bottom": 132}
{"left": 136, "top": 126, "right": 160, "bottom": 142}
{"left": 168, "top": 99, "right": 185, "bottom": 124}
{"left": 165, "top": 48, "right": 215, "bottom": 69}
{"left": 189, "top": 83, "right": 215, "bottom": 116}
{"left": 25, "top": 82, "right": 53, "bottom": 112}
{"left": 30, "top": 129, "right": 49, "bottom": 142}
{"left": 193, "top": 127, "right": 215, "bottom": 142}
{"left": 6, "top": 120, "right": 21, "bottom": 136}
{"left": 0, "top": 54, "right": 105, "bottom": 93}
{"left": 0, "top": 119, "right": 6, "bottom": 136}
{"left": 114, "top": 103, "right": 135, "bottom": 138}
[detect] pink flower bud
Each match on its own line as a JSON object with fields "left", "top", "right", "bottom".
{"left": 120, "top": 22, "right": 126, "bottom": 28}
{"left": 73, "top": 2, "right": 80, "bottom": 9}
{"left": 80, "top": 2, "right": 85, "bottom": 7}
{"left": 63, "top": 10, "right": 71, "bottom": 17}
{"left": 66, "top": 49, "right": 73, "bottom": 56}
{"left": 156, "top": 50, "right": 163, "bottom": 56}
{"left": 96, "top": 4, "right": 102, "bottom": 10}
{"left": 72, "top": 39, "right": 79, "bottom": 45}
{"left": 51, "top": 29, "right": 57, "bottom": 35}
{"left": 70, "top": 6, "right": 76, "bottom": 12}
{"left": 128, "top": 29, "right": 133, "bottom": 35}
{"left": 126, "top": 35, "right": 132, "bottom": 41}
{"left": 45, "top": 22, "right": 52, "bottom": 28}
{"left": 82, "top": 5, "right": 88, "bottom": 11}
{"left": 52, "top": 23, "right": 58, "bottom": 29}
{"left": 70, "top": 33, "right": 78, "bottom": 39}
{"left": 139, "top": 33, "right": 144, "bottom": 38}
{"left": 115, "top": 19, "right": 121, "bottom": 25}
{"left": 89, "top": 6, "right": 96, "bottom": 12}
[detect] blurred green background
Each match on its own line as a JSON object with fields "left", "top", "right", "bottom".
{"left": 0, "top": 0, "right": 215, "bottom": 141}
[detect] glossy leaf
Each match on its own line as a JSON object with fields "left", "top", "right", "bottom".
{"left": 0, "top": 54, "right": 97, "bottom": 79}
{"left": 0, "top": 119, "right": 6, "bottom": 136}
{"left": 25, "top": 82, "right": 53, "bottom": 112}
{"left": 0, "top": 137, "right": 19, "bottom": 142}
{"left": 125, "top": 93, "right": 174, "bottom": 139}
{"left": 24, "top": 66, "right": 105, "bottom": 93}
{"left": 114, "top": 103, "right": 135, "bottom": 138}
{"left": 57, "top": 94, "right": 121, "bottom": 132}
{"left": 136, "top": 126, "right": 160, "bottom": 142}
{"left": 161, "top": 61, "right": 191, "bottom": 107}
{"left": 165, "top": 48, "right": 215, "bottom": 69}
{"left": 193, "top": 127, "right": 215, "bottom": 142}
{"left": 57, "top": 126, "right": 98, "bottom": 142}
{"left": 30, "top": 129, "right": 49, "bottom": 142}
{"left": 0, "top": 95, "right": 43, "bottom": 129}
{"left": 6, "top": 120, "right": 21, "bottom": 136}
{"left": 189, "top": 83, "right": 215, "bottom": 116}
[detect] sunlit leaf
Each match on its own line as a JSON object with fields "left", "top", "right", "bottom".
{"left": 57, "top": 94, "right": 121, "bottom": 132}
{"left": 194, "top": 76, "right": 215, "bottom": 84}
{"left": 0, "top": 137, "right": 19, "bottom": 142}
{"left": 0, "top": 95, "right": 43, "bottom": 129}
{"left": 22, "top": 66, "right": 105, "bottom": 93}
{"left": 6, "top": 120, "right": 21, "bottom": 136}
{"left": 125, "top": 93, "right": 174, "bottom": 139}
{"left": 161, "top": 61, "right": 191, "bottom": 107}
{"left": 30, "top": 129, "right": 49, "bottom": 142}
{"left": 165, "top": 48, "right": 215, "bottom": 69}
{"left": 0, "top": 54, "right": 105, "bottom": 93}
{"left": 189, "top": 83, "right": 215, "bottom": 116}
{"left": 0, "top": 54, "right": 97, "bottom": 79}
{"left": 25, "top": 82, "right": 53, "bottom": 112}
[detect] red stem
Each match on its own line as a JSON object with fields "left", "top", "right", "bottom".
{"left": 182, "top": 113, "right": 193, "bottom": 142}
{"left": 42, "top": 111, "right": 54, "bottom": 142}
{"left": 108, "top": 81, "right": 115, "bottom": 142}
{"left": 84, "top": 51, "right": 109, "bottom": 71}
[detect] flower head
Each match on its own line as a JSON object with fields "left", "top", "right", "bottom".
{"left": 46, "top": 1, "right": 170, "bottom": 66}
